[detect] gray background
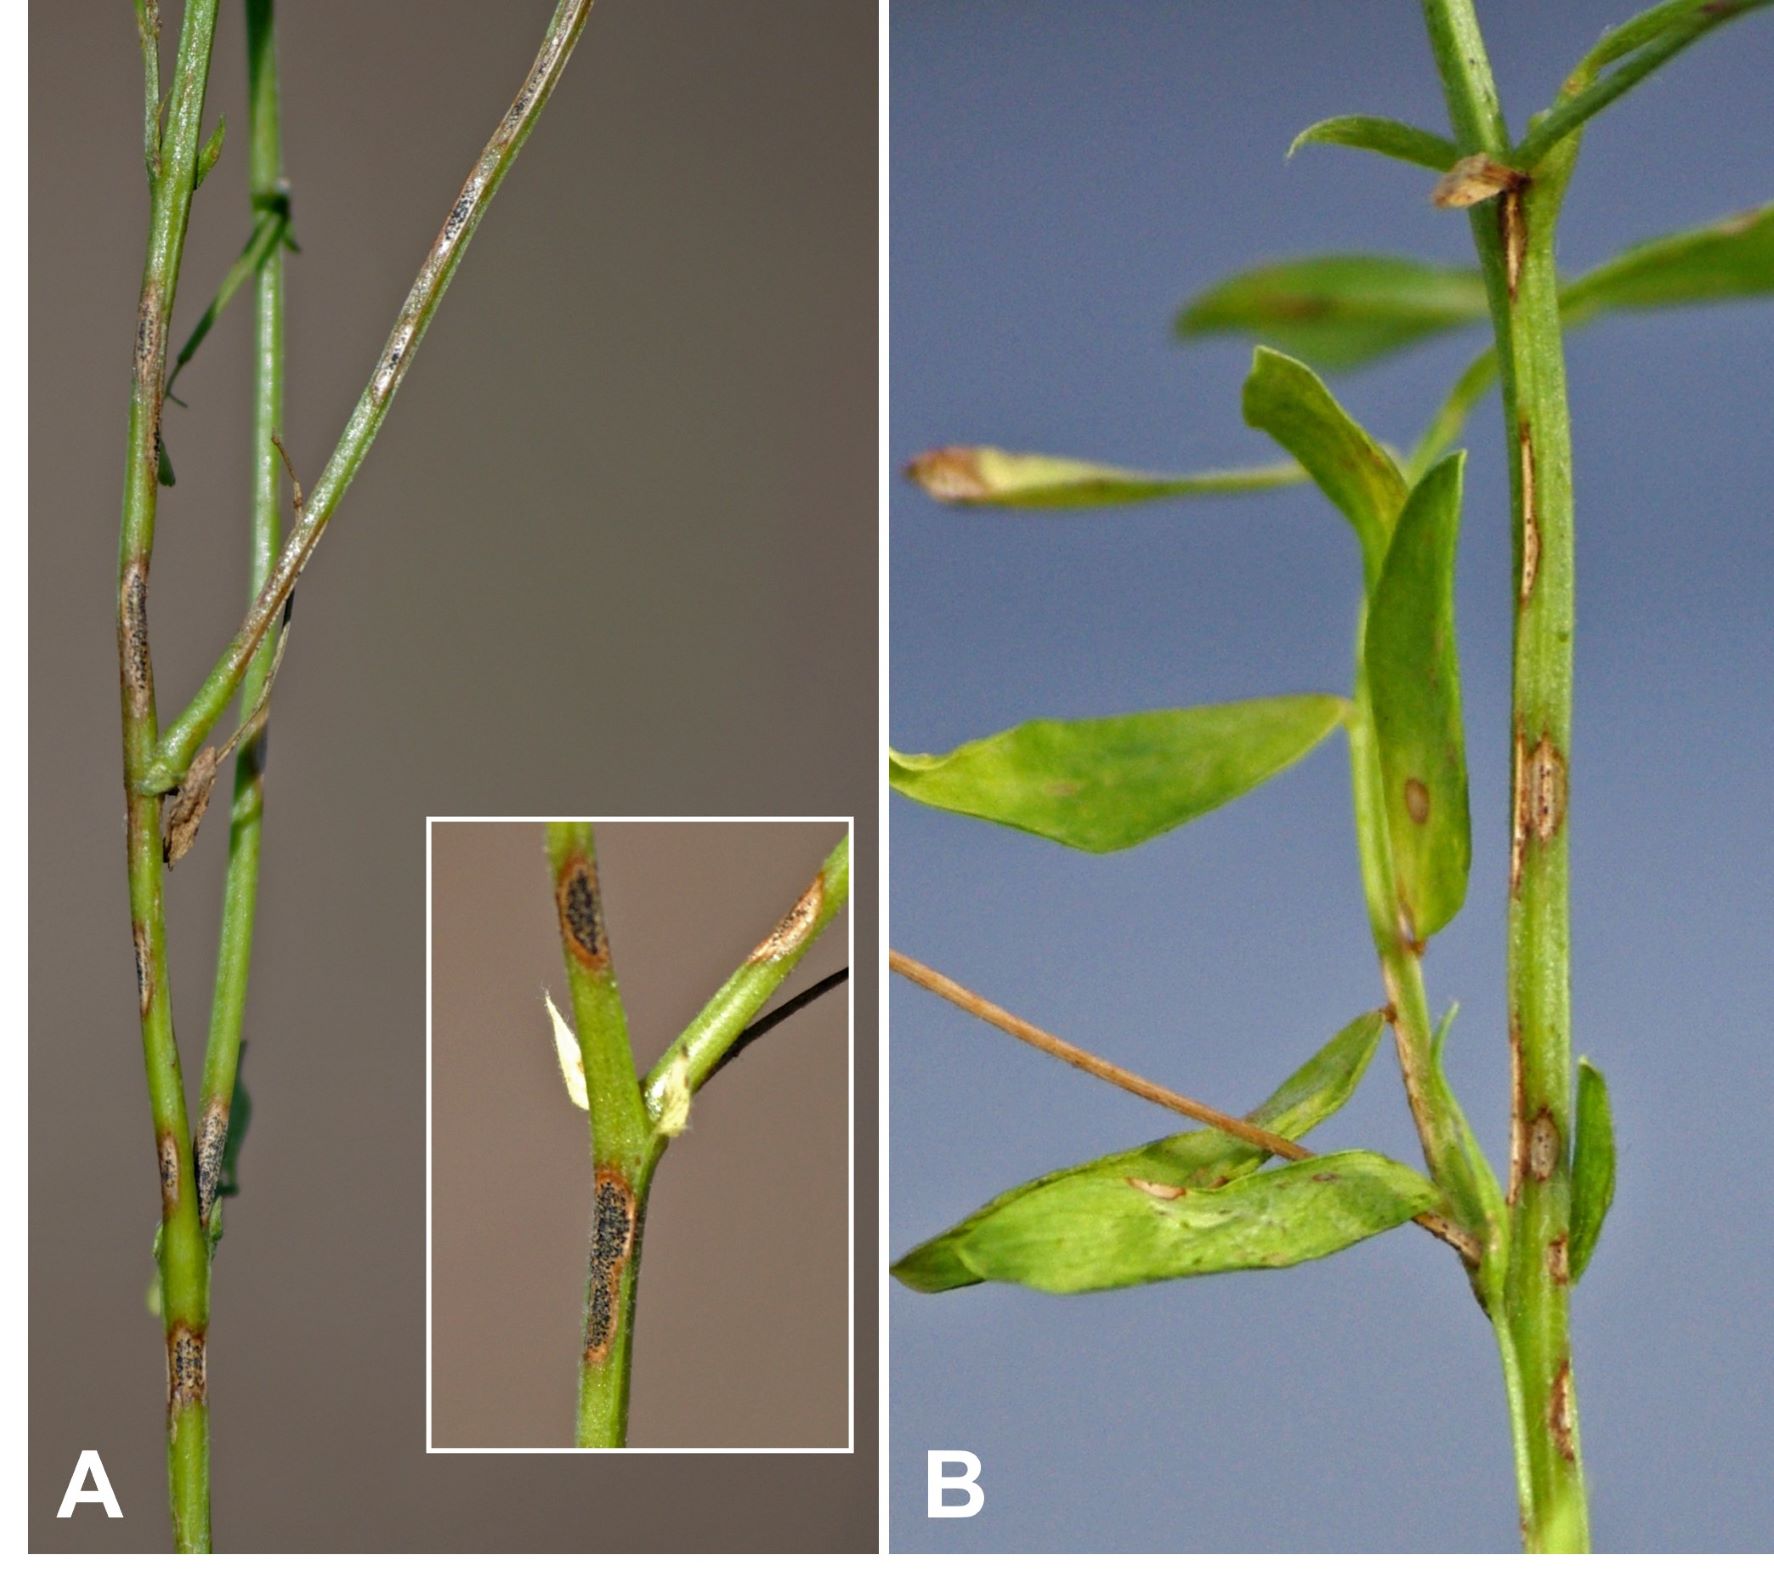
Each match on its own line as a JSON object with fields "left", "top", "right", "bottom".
{"left": 431, "top": 820, "right": 850, "bottom": 1451}
{"left": 32, "top": 0, "right": 875, "bottom": 1552}
{"left": 890, "top": 0, "right": 1772, "bottom": 1554}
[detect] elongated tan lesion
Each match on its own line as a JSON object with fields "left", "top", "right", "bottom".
{"left": 167, "top": 1323, "right": 206, "bottom": 1413}
{"left": 195, "top": 1098, "right": 230, "bottom": 1229}
{"left": 748, "top": 873, "right": 824, "bottom": 964}
{"left": 1510, "top": 729, "right": 1567, "bottom": 898}
{"left": 1518, "top": 419, "right": 1539, "bottom": 604}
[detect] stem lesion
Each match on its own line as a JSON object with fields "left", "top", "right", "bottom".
{"left": 550, "top": 827, "right": 852, "bottom": 1446}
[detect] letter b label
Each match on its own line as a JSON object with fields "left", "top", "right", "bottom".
{"left": 927, "top": 1449, "right": 983, "bottom": 1518}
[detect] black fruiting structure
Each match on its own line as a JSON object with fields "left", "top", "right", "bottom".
{"left": 584, "top": 1171, "right": 634, "bottom": 1362}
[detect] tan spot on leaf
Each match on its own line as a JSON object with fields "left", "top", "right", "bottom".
{"left": 907, "top": 447, "right": 990, "bottom": 502}
{"left": 1126, "top": 1178, "right": 1188, "bottom": 1200}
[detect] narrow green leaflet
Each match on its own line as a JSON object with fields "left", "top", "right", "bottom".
{"left": 1363, "top": 453, "right": 1470, "bottom": 939}
{"left": 1429, "top": 1004, "right": 1508, "bottom": 1253}
{"left": 1241, "top": 347, "right": 1406, "bottom": 589}
{"left": 164, "top": 210, "right": 291, "bottom": 400}
{"left": 1512, "top": 0, "right": 1772, "bottom": 170}
{"left": 1563, "top": 202, "right": 1774, "bottom": 320}
{"left": 1287, "top": 115, "right": 1459, "bottom": 173}
{"left": 1577, "top": 0, "right": 1733, "bottom": 74}
{"left": 1569, "top": 1060, "right": 1616, "bottom": 1283}
{"left": 1408, "top": 205, "right": 1773, "bottom": 476}
{"left": 1179, "top": 257, "right": 1486, "bottom": 371}
{"left": 899, "top": 1151, "right": 1438, "bottom": 1296}
{"left": 195, "top": 116, "right": 226, "bottom": 189}
{"left": 891, "top": 1011, "right": 1385, "bottom": 1292}
{"left": 889, "top": 695, "right": 1346, "bottom": 854}
{"left": 906, "top": 446, "right": 1304, "bottom": 509}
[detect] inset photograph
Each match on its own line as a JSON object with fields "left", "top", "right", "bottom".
{"left": 429, "top": 818, "right": 852, "bottom": 1451}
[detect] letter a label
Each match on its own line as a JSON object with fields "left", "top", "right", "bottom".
{"left": 58, "top": 1450, "right": 123, "bottom": 1519}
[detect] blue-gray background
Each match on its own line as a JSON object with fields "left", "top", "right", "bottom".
{"left": 890, "top": 0, "right": 1773, "bottom": 1553}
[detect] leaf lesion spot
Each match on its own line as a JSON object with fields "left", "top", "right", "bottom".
{"left": 1126, "top": 1177, "right": 1189, "bottom": 1200}
{"left": 906, "top": 447, "right": 990, "bottom": 502}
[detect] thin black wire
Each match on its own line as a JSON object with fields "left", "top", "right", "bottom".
{"left": 700, "top": 967, "right": 850, "bottom": 1089}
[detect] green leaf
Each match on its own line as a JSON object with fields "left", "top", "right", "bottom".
{"left": 1179, "top": 257, "right": 1486, "bottom": 371}
{"left": 164, "top": 210, "right": 289, "bottom": 400}
{"left": 1409, "top": 205, "right": 1774, "bottom": 475}
{"left": 195, "top": 116, "right": 226, "bottom": 189}
{"left": 1563, "top": 202, "right": 1774, "bottom": 320}
{"left": 1287, "top": 115, "right": 1459, "bottom": 173}
{"left": 1569, "top": 1059, "right": 1616, "bottom": 1283}
{"left": 1363, "top": 453, "right": 1471, "bottom": 939}
{"left": 892, "top": 1011, "right": 1384, "bottom": 1292}
{"left": 1513, "top": 0, "right": 1772, "bottom": 170}
{"left": 896, "top": 1150, "right": 1438, "bottom": 1296}
{"left": 905, "top": 446, "right": 1304, "bottom": 509}
{"left": 1578, "top": 0, "right": 1726, "bottom": 74}
{"left": 1241, "top": 347, "right": 1406, "bottom": 590}
{"left": 889, "top": 695, "right": 1347, "bottom": 854}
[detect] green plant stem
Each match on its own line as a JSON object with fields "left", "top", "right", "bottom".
{"left": 142, "top": 0, "right": 599, "bottom": 797}
{"left": 556, "top": 830, "right": 851, "bottom": 1444}
{"left": 642, "top": 837, "right": 851, "bottom": 1109}
{"left": 545, "top": 823, "right": 650, "bottom": 1448}
{"left": 575, "top": 1140, "right": 661, "bottom": 1449}
{"left": 1424, "top": 0, "right": 1588, "bottom": 1553}
{"left": 1346, "top": 662, "right": 1503, "bottom": 1274}
{"left": 546, "top": 824, "right": 649, "bottom": 1151}
{"left": 195, "top": 0, "right": 283, "bottom": 1268}
{"left": 116, "top": 0, "right": 222, "bottom": 1554}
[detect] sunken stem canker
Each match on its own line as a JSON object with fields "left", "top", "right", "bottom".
{"left": 575, "top": 1161, "right": 652, "bottom": 1449}
{"left": 582, "top": 1169, "right": 636, "bottom": 1364}
{"left": 556, "top": 853, "right": 609, "bottom": 969}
